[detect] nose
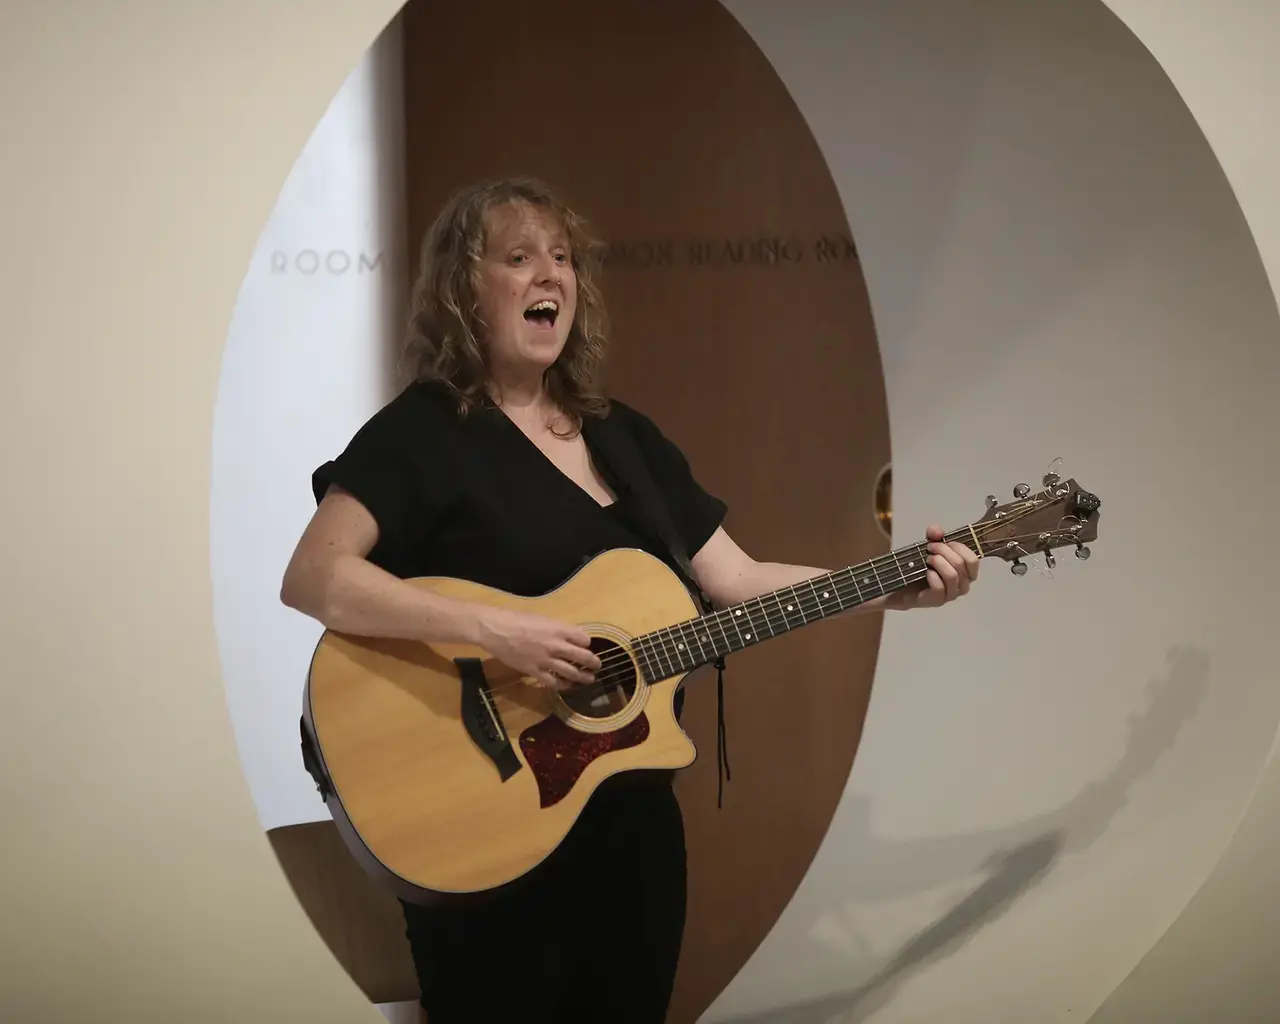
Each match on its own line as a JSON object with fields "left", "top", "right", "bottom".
{"left": 532, "top": 250, "right": 561, "bottom": 285}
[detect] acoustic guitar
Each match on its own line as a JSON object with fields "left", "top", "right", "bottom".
{"left": 300, "top": 471, "right": 1100, "bottom": 905}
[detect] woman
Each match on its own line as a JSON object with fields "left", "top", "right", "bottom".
{"left": 280, "top": 176, "right": 979, "bottom": 1023}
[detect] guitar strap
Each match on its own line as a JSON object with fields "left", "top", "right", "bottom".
{"left": 583, "top": 409, "right": 732, "bottom": 808}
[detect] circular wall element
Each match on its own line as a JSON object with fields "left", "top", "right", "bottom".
{"left": 203, "top": 2, "right": 1280, "bottom": 1023}
{"left": 213, "top": 1, "right": 890, "bottom": 1019}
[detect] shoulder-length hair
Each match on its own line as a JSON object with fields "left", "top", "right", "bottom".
{"left": 398, "top": 176, "right": 611, "bottom": 434}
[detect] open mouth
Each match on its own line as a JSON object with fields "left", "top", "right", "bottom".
{"left": 523, "top": 299, "right": 559, "bottom": 329}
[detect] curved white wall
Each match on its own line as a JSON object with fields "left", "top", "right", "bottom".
{"left": 4, "top": 2, "right": 1280, "bottom": 1023}
{"left": 1086, "top": 2, "right": 1280, "bottom": 1020}
{"left": 704, "top": 1, "right": 1280, "bottom": 1020}
{"left": 212, "top": 18, "right": 405, "bottom": 832}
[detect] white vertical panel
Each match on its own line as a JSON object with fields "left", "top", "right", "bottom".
{"left": 210, "top": 19, "right": 406, "bottom": 831}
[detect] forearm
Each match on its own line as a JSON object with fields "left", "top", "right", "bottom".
{"left": 708, "top": 559, "right": 888, "bottom": 613}
{"left": 281, "top": 553, "right": 490, "bottom": 645}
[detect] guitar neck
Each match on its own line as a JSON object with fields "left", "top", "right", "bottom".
{"left": 632, "top": 527, "right": 981, "bottom": 683}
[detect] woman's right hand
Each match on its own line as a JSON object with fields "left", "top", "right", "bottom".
{"left": 474, "top": 606, "right": 602, "bottom": 689}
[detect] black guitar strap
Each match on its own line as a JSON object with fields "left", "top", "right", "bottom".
{"left": 584, "top": 410, "right": 732, "bottom": 808}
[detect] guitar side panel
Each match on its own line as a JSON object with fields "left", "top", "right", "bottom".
{"left": 303, "top": 547, "right": 702, "bottom": 902}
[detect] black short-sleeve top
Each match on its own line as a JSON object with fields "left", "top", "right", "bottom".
{"left": 311, "top": 380, "right": 727, "bottom": 597}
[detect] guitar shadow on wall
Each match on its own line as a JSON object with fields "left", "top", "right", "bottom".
{"left": 720, "top": 643, "right": 1210, "bottom": 1024}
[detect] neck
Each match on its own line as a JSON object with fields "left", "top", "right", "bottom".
{"left": 488, "top": 366, "right": 550, "bottom": 413}
{"left": 631, "top": 529, "right": 980, "bottom": 683}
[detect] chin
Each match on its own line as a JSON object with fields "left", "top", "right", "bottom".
{"left": 521, "top": 330, "right": 568, "bottom": 362}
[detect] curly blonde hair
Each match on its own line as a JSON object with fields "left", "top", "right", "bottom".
{"left": 399, "top": 176, "right": 611, "bottom": 433}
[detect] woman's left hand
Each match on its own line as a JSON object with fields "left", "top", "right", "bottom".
{"left": 883, "top": 524, "right": 981, "bottom": 610}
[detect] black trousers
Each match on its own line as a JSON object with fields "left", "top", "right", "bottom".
{"left": 400, "top": 774, "right": 687, "bottom": 1023}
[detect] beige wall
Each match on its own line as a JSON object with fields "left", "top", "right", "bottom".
{"left": 1089, "top": 2, "right": 1280, "bottom": 1019}
{"left": 3, "top": 3, "right": 1279, "bottom": 1024}
{"left": 0, "top": 4, "right": 403, "bottom": 1022}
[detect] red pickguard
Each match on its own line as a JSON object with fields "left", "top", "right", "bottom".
{"left": 518, "top": 713, "right": 650, "bottom": 807}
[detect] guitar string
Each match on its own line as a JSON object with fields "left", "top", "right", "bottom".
{"left": 482, "top": 508, "right": 1052, "bottom": 705}
{"left": 474, "top": 502, "right": 1061, "bottom": 704}
{"left": 541, "top": 503, "right": 1053, "bottom": 694}
{"left": 476, "top": 504, "right": 1056, "bottom": 704}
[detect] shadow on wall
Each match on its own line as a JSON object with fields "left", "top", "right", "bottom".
{"left": 722, "top": 644, "right": 1209, "bottom": 1023}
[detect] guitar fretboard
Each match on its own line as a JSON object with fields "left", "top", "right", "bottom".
{"left": 630, "top": 529, "right": 977, "bottom": 683}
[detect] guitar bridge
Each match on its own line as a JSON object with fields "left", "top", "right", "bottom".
{"left": 455, "top": 657, "right": 523, "bottom": 782}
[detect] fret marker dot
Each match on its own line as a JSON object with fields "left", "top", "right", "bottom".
{"left": 822, "top": 591, "right": 830, "bottom": 599}
{"left": 786, "top": 604, "right": 794, "bottom": 612}
{"left": 745, "top": 633, "right": 752, "bottom": 640}
{"left": 909, "top": 561, "right": 916, "bottom": 567}
{"left": 862, "top": 577, "right": 870, "bottom": 584}
{"left": 734, "top": 609, "right": 742, "bottom": 616}
{"left": 677, "top": 643, "right": 685, "bottom": 650}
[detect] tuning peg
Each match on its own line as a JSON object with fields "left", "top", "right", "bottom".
{"left": 1044, "top": 550, "right": 1056, "bottom": 569}
{"left": 1014, "top": 483, "right": 1031, "bottom": 499}
{"left": 1043, "top": 471, "right": 1060, "bottom": 487}
{"left": 1075, "top": 542, "right": 1091, "bottom": 560}
{"left": 986, "top": 494, "right": 998, "bottom": 510}
{"left": 1011, "top": 558, "right": 1028, "bottom": 576}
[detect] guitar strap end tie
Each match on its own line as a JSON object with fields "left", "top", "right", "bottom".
{"left": 715, "top": 654, "right": 730, "bottom": 810}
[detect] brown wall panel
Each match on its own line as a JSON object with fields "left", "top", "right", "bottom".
{"left": 334, "top": 1, "right": 894, "bottom": 1019}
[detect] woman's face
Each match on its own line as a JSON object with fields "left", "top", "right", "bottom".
{"left": 473, "top": 201, "right": 578, "bottom": 383}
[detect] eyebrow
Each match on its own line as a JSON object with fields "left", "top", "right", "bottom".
{"left": 504, "top": 235, "right": 571, "bottom": 251}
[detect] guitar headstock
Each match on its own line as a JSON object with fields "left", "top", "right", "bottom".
{"left": 972, "top": 467, "right": 1101, "bottom": 575}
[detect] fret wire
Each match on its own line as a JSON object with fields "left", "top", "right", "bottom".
{"left": 745, "top": 598, "right": 772, "bottom": 641}
{"left": 752, "top": 596, "right": 776, "bottom": 638}
{"left": 825, "top": 571, "right": 847, "bottom": 612}
{"left": 879, "top": 552, "right": 900, "bottom": 589}
{"left": 867, "top": 554, "right": 886, "bottom": 596}
{"left": 887, "top": 547, "right": 907, "bottom": 588}
{"left": 753, "top": 593, "right": 796, "bottom": 635}
{"left": 631, "top": 637, "right": 657, "bottom": 682}
{"left": 843, "top": 565, "right": 865, "bottom": 604}
{"left": 724, "top": 603, "right": 748, "bottom": 649}
{"left": 630, "top": 555, "right": 946, "bottom": 681}
{"left": 854, "top": 561, "right": 876, "bottom": 598}
{"left": 639, "top": 635, "right": 666, "bottom": 681}
{"left": 772, "top": 589, "right": 790, "bottom": 631}
{"left": 791, "top": 585, "right": 809, "bottom": 625}
{"left": 697, "top": 619, "right": 717, "bottom": 660}
{"left": 671, "top": 620, "right": 700, "bottom": 671}
{"left": 711, "top": 607, "right": 736, "bottom": 654}
{"left": 679, "top": 623, "right": 699, "bottom": 669}
{"left": 649, "top": 627, "right": 674, "bottom": 676}
{"left": 804, "top": 578, "right": 824, "bottom": 618}
{"left": 650, "top": 629, "right": 675, "bottom": 679}
{"left": 685, "top": 618, "right": 709, "bottom": 667}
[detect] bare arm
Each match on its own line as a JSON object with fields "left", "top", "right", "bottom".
{"left": 689, "top": 526, "right": 978, "bottom": 612}
{"left": 279, "top": 485, "right": 601, "bottom": 685}
{"left": 689, "top": 527, "right": 887, "bottom": 612}
{"left": 280, "top": 485, "right": 487, "bottom": 644}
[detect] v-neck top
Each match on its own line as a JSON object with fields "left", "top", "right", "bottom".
{"left": 311, "top": 379, "right": 726, "bottom": 604}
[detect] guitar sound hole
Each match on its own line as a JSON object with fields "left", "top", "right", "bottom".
{"left": 560, "top": 637, "right": 638, "bottom": 720}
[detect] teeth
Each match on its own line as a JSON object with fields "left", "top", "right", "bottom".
{"left": 528, "top": 300, "right": 558, "bottom": 313}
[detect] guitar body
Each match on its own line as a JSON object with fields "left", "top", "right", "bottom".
{"left": 302, "top": 547, "right": 701, "bottom": 906}
{"left": 300, "top": 473, "right": 1103, "bottom": 906}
